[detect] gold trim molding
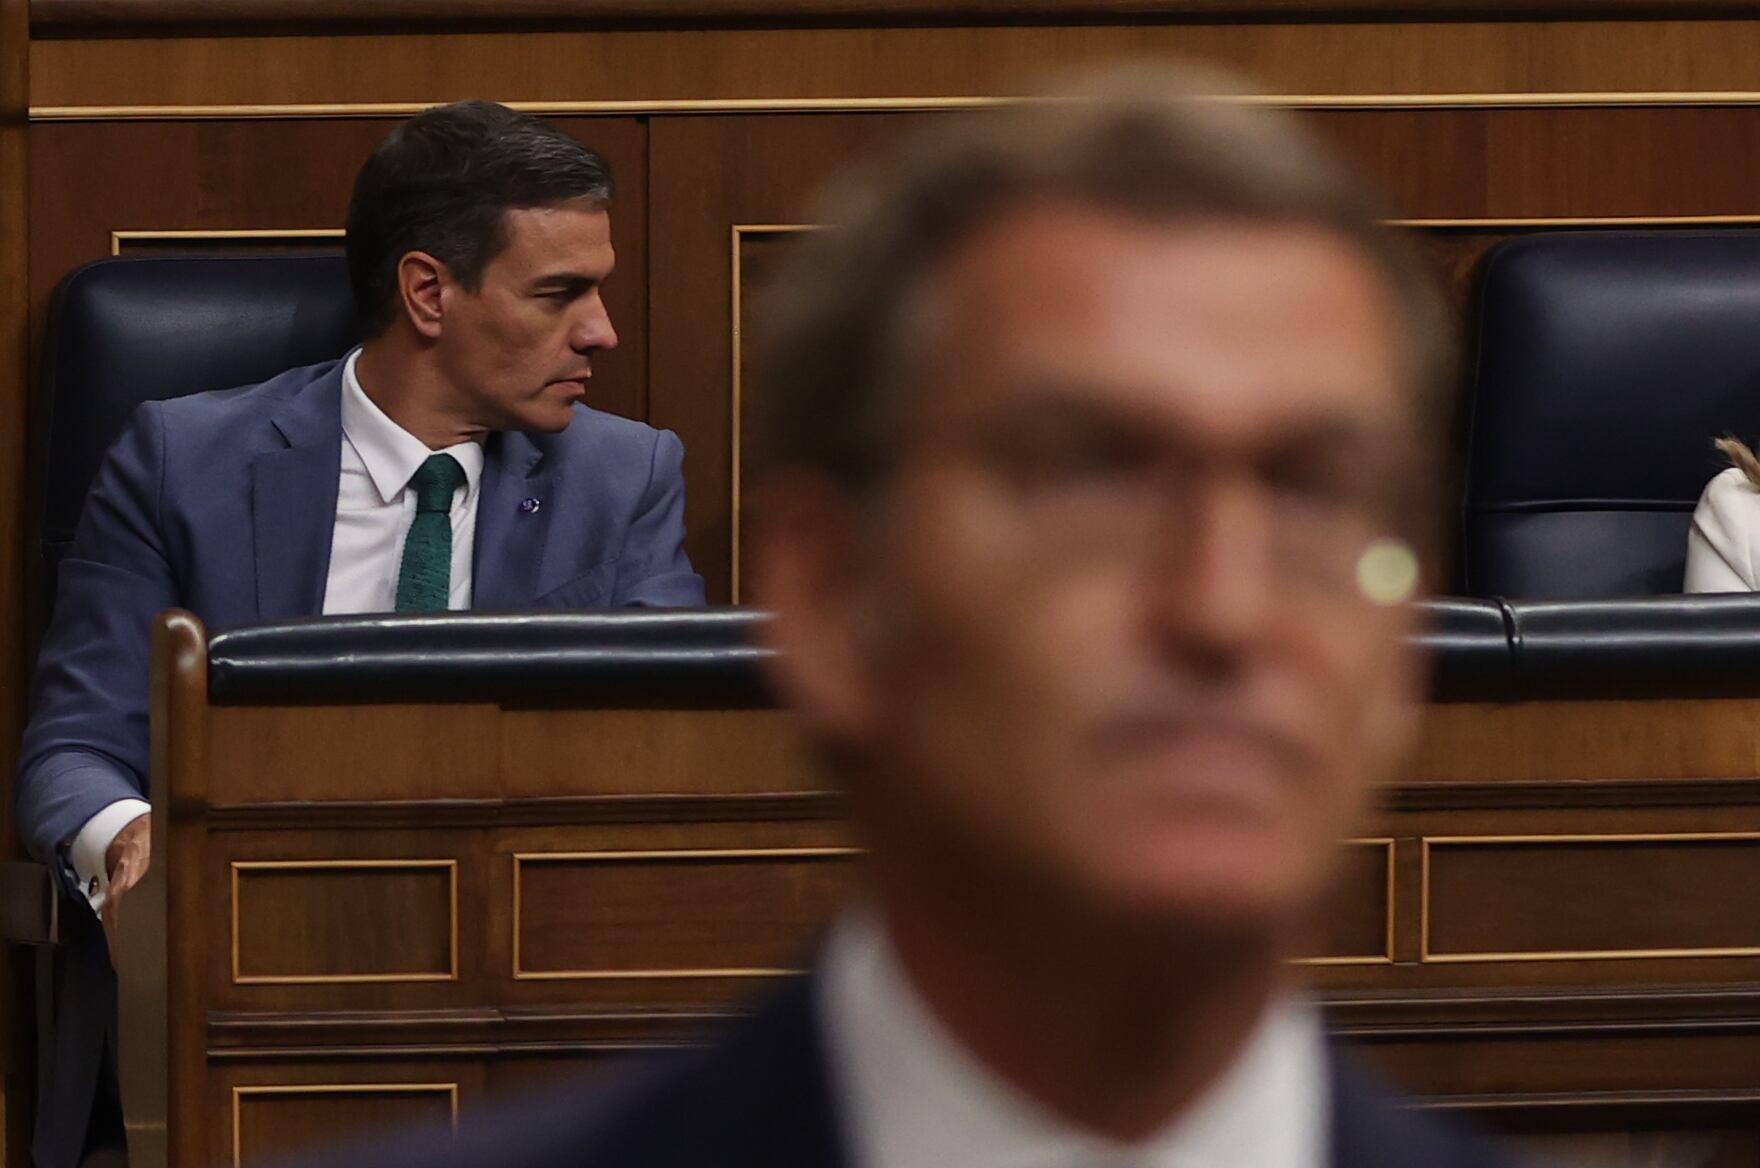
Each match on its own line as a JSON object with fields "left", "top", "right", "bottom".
{"left": 111, "top": 228, "right": 344, "bottom": 255}
{"left": 39, "top": 91, "right": 1760, "bottom": 121}
{"left": 511, "top": 845, "right": 860, "bottom": 981}
{"left": 231, "top": 1083, "right": 459, "bottom": 1168}
{"left": 1396, "top": 215, "right": 1760, "bottom": 229}
{"left": 230, "top": 859, "right": 461, "bottom": 986}
{"left": 1420, "top": 832, "right": 1760, "bottom": 964}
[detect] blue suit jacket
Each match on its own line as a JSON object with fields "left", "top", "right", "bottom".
{"left": 15, "top": 358, "right": 704, "bottom": 1168}
{"left": 314, "top": 973, "right": 1516, "bottom": 1168}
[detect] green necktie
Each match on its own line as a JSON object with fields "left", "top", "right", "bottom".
{"left": 394, "top": 453, "right": 465, "bottom": 612}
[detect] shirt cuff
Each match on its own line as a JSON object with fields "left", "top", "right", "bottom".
{"left": 66, "top": 798, "right": 151, "bottom": 914}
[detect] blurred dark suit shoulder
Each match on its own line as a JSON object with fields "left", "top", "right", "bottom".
{"left": 318, "top": 976, "right": 841, "bottom": 1168}
{"left": 315, "top": 975, "right": 1512, "bottom": 1168}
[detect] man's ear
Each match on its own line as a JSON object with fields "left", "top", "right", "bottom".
{"left": 746, "top": 471, "right": 883, "bottom": 748}
{"left": 396, "top": 251, "right": 448, "bottom": 339}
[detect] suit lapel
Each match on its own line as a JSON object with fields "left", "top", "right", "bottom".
{"left": 252, "top": 366, "right": 344, "bottom": 620}
{"left": 472, "top": 430, "right": 556, "bottom": 609}
{"left": 696, "top": 973, "right": 847, "bottom": 1168}
{"left": 1327, "top": 1047, "right": 1504, "bottom": 1168}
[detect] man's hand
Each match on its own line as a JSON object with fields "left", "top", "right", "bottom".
{"left": 101, "top": 812, "right": 152, "bottom": 960}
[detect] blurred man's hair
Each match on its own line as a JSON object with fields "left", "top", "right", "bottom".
{"left": 752, "top": 65, "right": 1455, "bottom": 544}
{"left": 346, "top": 100, "right": 614, "bottom": 336}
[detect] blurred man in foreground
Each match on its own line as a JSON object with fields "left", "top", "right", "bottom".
{"left": 335, "top": 67, "right": 1508, "bottom": 1168}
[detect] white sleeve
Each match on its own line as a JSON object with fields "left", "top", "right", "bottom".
{"left": 66, "top": 798, "right": 151, "bottom": 915}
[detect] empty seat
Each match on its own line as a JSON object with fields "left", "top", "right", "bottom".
{"left": 1460, "top": 230, "right": 1760, "bottom": 599}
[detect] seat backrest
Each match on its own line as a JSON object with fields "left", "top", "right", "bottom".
{"left": 1461, "top": 230, "right": 1760, "bottom": 599}
{"left": 28, "top": 253, "right": 360, "bottom": 637}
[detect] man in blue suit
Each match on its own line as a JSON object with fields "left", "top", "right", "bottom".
{"left": 316, "top": 69, "right": 1510, "bottom": 1168}
{"left": 17, "top": 99, "right": 703, "bottom": 1168}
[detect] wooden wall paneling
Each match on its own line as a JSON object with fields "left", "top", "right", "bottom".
{"left": 139, "top": 612, "right": 212, "bottom": 1168}
{"left": 1300, "top": 839, "right": 1394, "bottom": 965}
{"left": 1423, "top": 834, "right": 1760, "bottom": 962}
{"left": 25, "top": 115, "right": 649, "bottom": 422}
{"left": 1411, "top": 698, "right": 1760, "bottom": 783}
{"left": 219, "top": 1061, "right": 482, "bottom": 1168}
{"left": 1360, "top": 1029, "right": 1760, "bottom": 1101}
{"left": 207, "top": 705, "right": 503, "bottom": 803}
{"left": 1309, "top": 105, "right": 1760, "bottom": 221}
{"left": 496, "top": 708, "right": 817, "bottom": 798}
{"left": 648, "top": 112, "right": 931, "bottom": 602}
{"left": 1312, "top": 107, "right": 1496, "bottom": 220}
{"left": 511, "top": 844, "right": 857, "bottom": 983}
{"left": 1312, "top": 798, "right": 1760, "bottom": 1000}
{"left": 231, "top": 1082, "right": 457, "bottom": 1168}
{"left": 1, "top": 0, "right": 26, "bottom": 782}
{"left": 208, "top": 827, "right": 490, "bottom": 1014}
{"left": 42, "top": 22, "right": 1760, "bottom": 111}
{"left": 493, "top": 814, "right": 857, "bottom": 1009}
{"left": 37, "top": 0, "right": 1760, "bottom": 32}
{"left": 230, "top": 861, "right": 458, "bottom": 985}
{"left": 1, "top": 0, "right": 26, "bottom": 1153}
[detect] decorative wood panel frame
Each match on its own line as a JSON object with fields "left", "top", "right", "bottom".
{"left": 43, "top": 92, "right": 1760, "bottom": 122}
{"left": 728, "top": 222, "right": 817, "bottom": 601}
{"left": 110, "top": 227, "right": 345, "bottom": 255}
{"left": 230, "top": 1083, "right": 459, "bottom": 1168}
{"left": 510, "top": 845, "right": 859, "bottom": 981}
{"left": 229, "top": 859, "right": 461, "bottom": 985}
{"left": 1420, "top": 832, "right": 1760, "bottom": 963}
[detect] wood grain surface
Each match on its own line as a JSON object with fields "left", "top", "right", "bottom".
{"left": 29, "top": 0, "right": 1760, "bottom": 37}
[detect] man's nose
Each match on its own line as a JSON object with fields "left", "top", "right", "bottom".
{"left": 572, "top": 292, "right": 618, "bottom": 353}
{"left": 1145, "top": 474, "right": 1276, "bottom": 663}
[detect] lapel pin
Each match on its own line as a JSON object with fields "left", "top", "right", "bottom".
{"left": 519, "top": 497, "right": 542, "bottom": 515}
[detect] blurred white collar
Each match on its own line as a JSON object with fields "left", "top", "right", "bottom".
{"left": 817, "top": 910, "right": 1327, "bottom": 1168}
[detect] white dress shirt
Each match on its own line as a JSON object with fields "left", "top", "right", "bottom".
{"left": 1685, "top": 466, "right": 1760, "bottom": 592}
{"left": 322, "top": 347, "right": 485, "bottom": 614}
{"left": 69, "top": 348, "right": 484, "bottom": 910}
{"left": 818, "top": 911, "right": 1328, "bottom": 1168}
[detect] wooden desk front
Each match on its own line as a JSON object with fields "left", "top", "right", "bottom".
{"left": 121, "top": 613, "right": 1760, "bottom": 1168}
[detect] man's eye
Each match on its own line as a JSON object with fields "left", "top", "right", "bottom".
{"left": 992, "top": 434, "right": 1140, "bottom": 492}
{"left": 1045, "top": 441, "right": 1129, "bottom": 479}
{"left": 1263, "top": 459, "right": 1391, "bottom": 527}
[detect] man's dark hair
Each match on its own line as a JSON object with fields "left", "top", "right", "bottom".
{"left": 345, "top": 100, "right": 614, "bottom": 336}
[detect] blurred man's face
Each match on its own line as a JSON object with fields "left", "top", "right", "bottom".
{"left": 777, "top": 202, "right": 1425, "bottom": 933}
{"left": 435, "top": 199, "right": 619, "bottom": 433}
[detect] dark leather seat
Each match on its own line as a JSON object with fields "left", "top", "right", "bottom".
{"left": 28, "top": 253, "right": 358, "bottom": 636}
{"left": 16, "top": 253, "right": 358, "bottom": 1168}
{"left": 1461, "top": 231, "right": 1760, "bottom": 600}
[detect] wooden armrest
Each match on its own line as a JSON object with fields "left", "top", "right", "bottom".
{"left": 0, "top": 860, "right": 61, "bottom": 945}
